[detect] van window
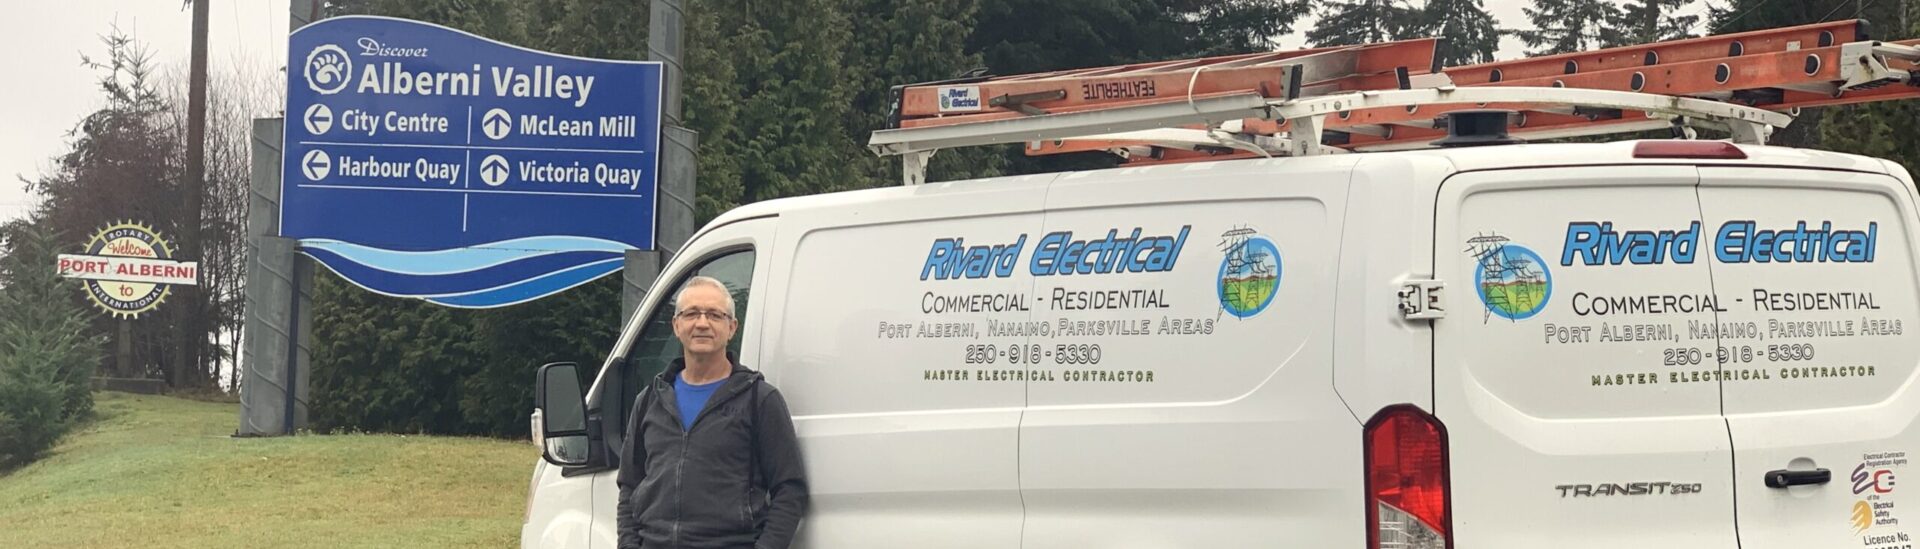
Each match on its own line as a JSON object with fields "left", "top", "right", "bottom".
{"left": 620, "top": 250, "right": 756, "bottom": 413}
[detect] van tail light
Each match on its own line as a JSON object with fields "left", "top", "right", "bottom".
{"left": 1365, "top": 405, "right": 1452, "bottom": 549}
{"left": 1632, "top": 140, "right": 1748, "bottom": 159}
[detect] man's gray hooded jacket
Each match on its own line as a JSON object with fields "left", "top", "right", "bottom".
{"left": 617, "top": 358, "right": 807, "bottom": 549}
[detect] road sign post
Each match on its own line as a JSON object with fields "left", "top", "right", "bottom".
{"left": 625, "top": 0, "right": 697, "bottom": 322}
{"left": 240, "top": 118, "right": 312, "bottom": 436}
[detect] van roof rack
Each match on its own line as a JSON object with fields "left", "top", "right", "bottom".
{"left": 869, "top": 20, "right": 1920, "bottom": 185}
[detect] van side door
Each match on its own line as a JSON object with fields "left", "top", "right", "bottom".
{"left": 766, "top": 178, "right": 1052, "bottom": 548}
{"left": 1433, "top": 165, "right": 1738, "bottom": 548}
{"left": 1019, "top": 159, "right": 1355, "bottom": 547}
{"left": 1696, "top": 166, "right": 1920, "bottom": 549}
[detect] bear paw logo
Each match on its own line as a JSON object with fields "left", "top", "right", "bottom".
{"left": 305, "top": 44, "right": 353, "bottom": 95}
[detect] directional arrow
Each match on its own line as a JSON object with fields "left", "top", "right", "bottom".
{"left": 301, "top": 149, "right": 332, "bottom": 181}
{"left": 303, "top": 103, "right": 334, "bottom": 135}
{"left": 482, "top": 108, "right": 512, "bottom": 140}
{"left": 479, "top": 155, "right": 510, "bottom": 187}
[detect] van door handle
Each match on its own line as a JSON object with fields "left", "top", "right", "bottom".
{"left": 1764, "top": 468, "right": 1831, "bottom": 488}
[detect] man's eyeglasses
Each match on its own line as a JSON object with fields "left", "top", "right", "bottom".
{"left": 674, "top": 309, "right": 734, "bottom": 323}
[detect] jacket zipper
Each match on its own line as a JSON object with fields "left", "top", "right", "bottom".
{"left": 662, "top": 371, "right": 753, "bottom": 546}
{"left": 663, "top": 377, "right": 685, "bottom": 547}
{"left": 672, "top": 428, "right": 686, "bottom": 546}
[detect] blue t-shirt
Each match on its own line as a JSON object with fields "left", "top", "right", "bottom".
{"left": 674, "top": 375, "right": 727, "bottom": 431}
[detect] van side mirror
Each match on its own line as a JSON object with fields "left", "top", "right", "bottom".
{"left": 535, "top": 362, "right": 592, "bottom": 466}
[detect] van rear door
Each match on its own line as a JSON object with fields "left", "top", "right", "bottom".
{"left": 1696, "top": 166, "right": 1920, "bottom": 549}
{"left": 1434, "top": 165, "right": 1738, "bottom": 548}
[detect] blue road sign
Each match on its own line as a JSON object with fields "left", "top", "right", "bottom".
{"left": 283, "top": 16, "right": 663, "bottom": 308}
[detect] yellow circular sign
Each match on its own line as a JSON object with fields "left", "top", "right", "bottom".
{"left": 81, "top": 221, "right": 175, "bottom": 319}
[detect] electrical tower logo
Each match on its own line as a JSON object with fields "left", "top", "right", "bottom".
{"left": 1216, "top": 226, "right": 1281, "bottom": 319}
{"left": 1467, "top": 233, "right": 1551, "bottom": 322}
{"left": 304, "top": 44, "right": 353, "bottom": 95}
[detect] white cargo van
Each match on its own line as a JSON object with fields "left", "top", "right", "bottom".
{"left": 523, "top": 136, "right": 1920, "bottom": 548}
{"left": 523, "top": 20, "right": 1920, "bottom": 546}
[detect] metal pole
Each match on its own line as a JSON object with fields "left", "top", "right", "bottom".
{"left": 240, "top": 0, "right": 323, "bottom": 436}
{"left": 626, "top": 0, "right": 697, "bottom": 321}
{"left": 282, "top": 258, "right": 300, "bottom": 435}
{"left": 238, "top": 118, "right": 311, "bottom": 436}
{"left": 290, "top": 0, "right": 321, "bottom": 31}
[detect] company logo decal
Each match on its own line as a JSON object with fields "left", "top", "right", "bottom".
{"left": 1561, "top": 220, "right": 1877, "bottom": 266}
{"left": 937, "top": 86, "right": 982, "bottom": 113}
{"left": 1216, "top": 227, "right": 1280, "bottom": 319}
{"left": 1857, "top": 463, "right": 1898, "bottom": 495}
{"left": 919, "top": 226, "right": 1189, "bottom": 281}
{"left": 1467, "top": 233, "right": 1551, "bottom": 322}
{"left": 1852, "top": 452, "right": 1906, "bottom": 538}
{"left": 304, "top": 44, "right": 353, "bottom": 95}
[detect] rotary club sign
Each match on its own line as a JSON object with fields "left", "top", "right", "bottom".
{"left": 55, "top": 222, "right": 199, "bottom": 319}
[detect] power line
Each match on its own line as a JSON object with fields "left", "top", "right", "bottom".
{"left": 1825, "top": 0, "right": 1882, "bottom": 22}
{"left": 1713, "top": 0, "right": 1779, "bottom": 34}
{"left": 1817, "top": 0, "right": 1856, "bottom": 22}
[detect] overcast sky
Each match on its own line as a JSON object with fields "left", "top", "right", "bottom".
{"left": 0, "top": 0, "right": 1713, "bottom": 226}
{"left": 0, "top": 0, "right": 289, "bottom": 225}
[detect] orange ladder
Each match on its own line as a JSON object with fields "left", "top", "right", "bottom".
{"left": 873, "top": 19, "right": 1920, "bottom": 175}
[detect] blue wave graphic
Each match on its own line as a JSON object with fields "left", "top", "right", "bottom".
{"left": 425, "top": 259, "right": 624, "bottom": 308}
{"left": 298, "top": 237, "right": 631, "bottom": 308}
{"left": 301, "top": 236, "right": 629, "bottom": 274}
{"left": 305, "top": 248, "right": 620, "bottom": 296}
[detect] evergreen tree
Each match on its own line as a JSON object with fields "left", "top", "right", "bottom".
{"left": 1709, "top": 0, "right": 1915, "bottom": 148}
{"left": 323, "top": 0, "right": 530, "bottom": 42}
{"left": 970, "top": 0, "right": 1307, "bottom": 76}
{"left": 529, "top": 0, "right": 648, "bottom": 60}
{"left": 1307, "top": 0, "right": 1423, "bottom": 47}
{"left": 0, "top": 222, "right": 105, "bottom": 468}
{"left": 27, "top": 30, "right": 191, "bottom": 384}
{"left": 1170, "top": 0, "right": 1315, "bottom": 57}
{"left": 967, "top": 0, "right": 1309, "bottom": 176}
{"left": 842, "top": 0, "right": 1005, "bottom": 185}
{"left": 1604, "top": 0, "right": 1699, "bottom": 47}
{"left": 680, "top": 0, "right": 745, "bottom": 220}
{"left": 684, "top": 0, "right": 856, "bottom": 204}
{"left": 1422, "top": 0, "right": 1502, "bottom": 66}
{"left": 1814, "top": 8, "right": 1920, "bottom": 175}
{"left": 1515, "top": 0, "right": 1620, "bottom": 55}
{"left": 307, "top": 273, "right": 484, "bottom": 434}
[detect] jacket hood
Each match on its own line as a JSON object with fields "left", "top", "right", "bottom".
{"left": 657, "top": 352, "right": 756, "bottom": 383}
{"left": 655, "top": 353, "right": 763, "bottom": 406}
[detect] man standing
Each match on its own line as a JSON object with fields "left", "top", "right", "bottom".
{"left": 618, "top": 276, "right": 807, "bottom": 549}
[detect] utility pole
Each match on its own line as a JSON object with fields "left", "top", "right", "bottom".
{"left": 176, "top": 0, "right": 211, "bottom": 389}
{"left": 1643, "top": 1, "right": 1658, "bottom": 43}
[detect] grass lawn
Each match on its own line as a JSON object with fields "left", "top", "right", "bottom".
{"left": 0, "top": 392, "right": 534, "bottom": 548}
